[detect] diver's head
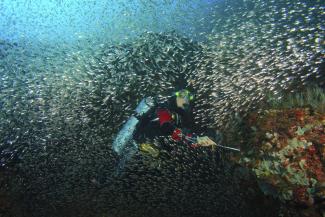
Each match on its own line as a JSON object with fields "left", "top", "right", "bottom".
{"left": 175, "top": 89, "right": 194, "bottom": 110}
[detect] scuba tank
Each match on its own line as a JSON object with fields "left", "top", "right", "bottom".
{"left": 112, "top": 116, "right": 139, "bottom": 155}
{"left": 112, "top": 97, "right": 156, "bottom": 155}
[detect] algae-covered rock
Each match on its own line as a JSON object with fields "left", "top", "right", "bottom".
{"left": 234, "top": 94, "right": 325, "bottom": 216}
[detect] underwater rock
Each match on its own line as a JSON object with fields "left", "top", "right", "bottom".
{"left": 234, "top": 105, "right": 325, "bottom": 215}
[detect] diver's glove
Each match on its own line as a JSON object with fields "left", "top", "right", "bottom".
{"left": 188, "top": 136, "right": 217, "bottom": 148}
{"left": 195, "top": 136, "right": 241, "bottom": 152}
{"left": 196, "top": 136, "right": 217, "bottom": 147}
{"left": 171, "top": 128, "right": 217, "bottom": 149}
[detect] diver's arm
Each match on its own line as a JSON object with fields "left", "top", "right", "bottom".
{"left": 159, "top": 120, "right": 200, "bottom": 148}
{"left": 162, "top": 122, "right": 217, "bottom": 147}
{"left": 157, "top": 108, "right": 217, "bottom": 148}
{"left": 156, "top": 108, "right": 194, "bottom": 146}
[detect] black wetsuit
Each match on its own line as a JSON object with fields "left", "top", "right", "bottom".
{"left": 133, "top": 96, "right": 197, "bottom": 149}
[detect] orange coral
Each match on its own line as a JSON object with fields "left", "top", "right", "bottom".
{"left": 304, "top": 145, "right": 325, "bottom": 182}
{"left": 319, "top": 135, "right": 325, "bottom": 144}
{"left": 293, "top": 187, "right": 313, "bottom": 206}
{"left": 237, "top": 107, "right": 325, "bottom": 211}
{"left": 295, "top": 109, "right": 305, "bottom": 122}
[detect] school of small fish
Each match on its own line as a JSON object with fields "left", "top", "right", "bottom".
{"left": 0, "top": 0, "right": 323, "bottom": 216}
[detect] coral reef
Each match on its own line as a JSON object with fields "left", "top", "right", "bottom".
{"left": 235, "top": 105, "right": 325, "bottom": 216}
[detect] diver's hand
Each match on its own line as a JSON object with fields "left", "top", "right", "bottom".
{"left": 196, "top": 136, "right": 217, "bottom": 147}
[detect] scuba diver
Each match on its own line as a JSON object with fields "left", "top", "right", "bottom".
{"left": 112, "top": 89, "right": 238, "bottom": 174}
